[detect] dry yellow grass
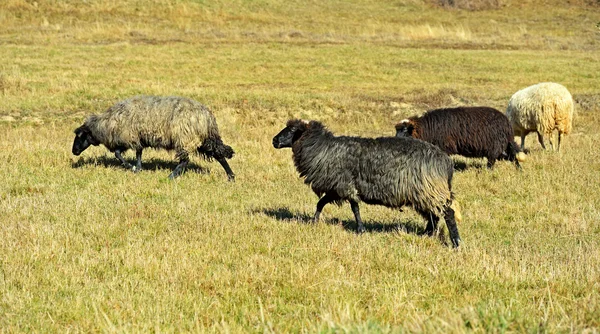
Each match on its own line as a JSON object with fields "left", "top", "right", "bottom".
{"left": 1, "top": 0, "right": 600, "bottom": 332}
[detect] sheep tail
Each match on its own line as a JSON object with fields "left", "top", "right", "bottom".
{"left": 507, "top": 140, "right": 526, "bottom": 163}
{"left": 197, "top": 137, "right": 235, "bottom": 160}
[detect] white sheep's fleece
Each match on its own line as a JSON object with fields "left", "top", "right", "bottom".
{"left": 506, "top": 82, "right": 574, "bottom": 136}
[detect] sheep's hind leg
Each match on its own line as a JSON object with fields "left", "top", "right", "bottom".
{"left": 133, "top": 149, "right": 143, "bottom": 173}
{"left": 444, "top": 203, "right": 461, "bottom": 248}
{"left": 114, "top": 149, "right": 133, "bottom": 170}
{"left": 349, "top": 200, "right": 366, "bottom": 234}
{"left": 557, "top": 131, "right": 563, "bottom": 152}
{"left": 537, "top": 132, "right": 547, "bottom": 150}
{"left": 548, "top": 132, "right": 555, "bottom": 151}
{"left": 313, "top": 193, "right": 339, "bottom": 222}
{"left": 169, "top": 157, "right": 189, "bottom": 179}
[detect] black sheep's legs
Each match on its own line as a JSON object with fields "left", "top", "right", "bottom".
{"left": 216, "top": 157, "right": 235, "bottom": 182}
{"left": 349, "top": 200, "right": 366, "bottom": 234}
{"left": 486, "top": 157, "right": 496, "bottom": 169}
{"left": 313, "top": 193, "right": 338, "bottom": 222}
{"left": 114, "top": 149, "right": 133, "bottom": 170}
{"left": 444, "top": 205, "right": 461, "bottom": 248}
{"left": 419, "top": 210, "right": 439, "bottom": 236}
{"left": 134, "top": 149, "right": 143, "bottom": 173}
{"left": 169, "top": 158, "right": 189, "bottom": 179}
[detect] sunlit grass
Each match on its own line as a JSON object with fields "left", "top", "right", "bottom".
{"left": 1, "top": 0, "right": 600, "bottom": 332}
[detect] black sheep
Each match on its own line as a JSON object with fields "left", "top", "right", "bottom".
{"left": 273, "top": 119, "right": 462, "bottom": 248}
{"left": 395, "top": 106, "right": 526, "bottom": 169}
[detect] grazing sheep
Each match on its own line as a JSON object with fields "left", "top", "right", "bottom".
{"left": 506, "top": 82, "right": 574, "bottom": 152}
{"left": 395, "top": 106, "right": 526, "bottom": 169}
{"left": 72, "top": 95, "right": 235, "bottom": 180}
{"left": 273, "top": 119, "right": 462, "bottom": 248}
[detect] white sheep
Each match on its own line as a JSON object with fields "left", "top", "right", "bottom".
{"left": 506, "top": 82, "right": 574, "bottom": 152}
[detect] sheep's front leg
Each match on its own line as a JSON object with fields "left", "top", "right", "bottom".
{"left": 114, "top": 149, "right": 133, "bottom": 170}
{"left": 419, "top": 210, "right": 439, "bottom": 236}
{"left": 169, "top": 158, "right": 189, "bottom": 179}
{"left": 349, "top": 200, "right": 365, "bottom": 234}
{"left": 520, "top": 131, "right": 529, "bottom": 150}
{"left": 133, "top": 149, "right": 143, "bottom": 173}
{"left": 216, "top": 157, "right": 235, "bottom": 182}
{"left": 313, "top": 193, "right": 338, "bottom": 222}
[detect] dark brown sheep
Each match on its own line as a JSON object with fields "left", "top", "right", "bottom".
{"left": 395, "top": 106, "right": 526, "bottom": 169}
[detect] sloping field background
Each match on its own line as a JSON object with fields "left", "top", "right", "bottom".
{"left": 1, "top": 0, "right": 599, "bottom": 332}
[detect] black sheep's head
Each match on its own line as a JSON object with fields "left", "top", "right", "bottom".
{"left": 272, "top": 119, "right": 309, "bottom": 149}
{"left": 395, "top": 119, "right": 415, "bottom": 138}
{"left": 72, "top": 124, "right": 99, "bottom": 155}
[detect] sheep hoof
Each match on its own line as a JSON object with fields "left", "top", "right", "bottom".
{"left": 451, "top": 238, "right": 462, "bottom": 248}
{"left": 357, "top": 226, "right": 366, "bottom": 234}
{"left": 227, "top": 174, "right": 235, "bottom": 182}
{"left": 132, "top": 166, "right": 142, "bottom": 173}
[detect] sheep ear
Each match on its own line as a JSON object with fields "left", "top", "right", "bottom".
{"left": 74, "top": 125, "right": 86, "bottom": 135}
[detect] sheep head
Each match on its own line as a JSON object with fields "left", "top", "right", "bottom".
{"left": 272, "top": 119, "right": 309, "bottom": 149}
{"left": 72, "top": 124, "right": 100, "bottom": 155}
{"left": 395, "top": 119, "right": 416, "bottom": 138}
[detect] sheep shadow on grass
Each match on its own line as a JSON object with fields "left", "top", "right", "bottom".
{"left": 71, "top": 156, "right": 210, "bottom": 175}
{"left": 257, "top": 207, "right": 428, "bottom": 236}
{"left": 452, "top": 158, "right": 486, "bottom": 172}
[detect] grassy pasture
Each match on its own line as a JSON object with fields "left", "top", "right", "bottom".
{"left": 1, "top": 0, "right": 600, "bottom": 332}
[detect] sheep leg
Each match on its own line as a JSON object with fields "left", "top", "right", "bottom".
{"left": 169, "top": 158, "right": 189, "bottom": 179}
{"left": 557, "top": 132, "right": 563, "bottom": 152}
{"left": 444, "top": 205, "right": 461, "bottom": 248}
{"left": 349, "top": 200, "right": 366, "bottom": 234}
{"left": 313, "top": 193, "right": 338, "bottom": 222}
{"left": 216, "top": 157, "right": 235, "bottom": 182}
{"left": 537, "top": 133, "right": 547, "bottom": 150}
{"left": 419, "top": 210, "right": 439, "bottom": 236}
{"left": 133, "top": 149, "right": 143, "bottom": 173}
{"left": 520, "top": 131, "right": 528, "bottom": 150}
{"left": 548, "top": 132, "right": 555, "bottom": 151}
{"left": 486, "top": 157, "right": 496, "bottom": 169}
{"left": 114, "top": 149, "right": 133, "bottom": 170}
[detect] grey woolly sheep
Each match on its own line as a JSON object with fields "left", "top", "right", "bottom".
{"left": 506, "top": 82, "right": 574, "bottom": 152}
{"left": 273, "top": 119, "right": 462, "bottom": 248}
{"left": 72, "top": 95, "right": 235, "bottom": 180}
